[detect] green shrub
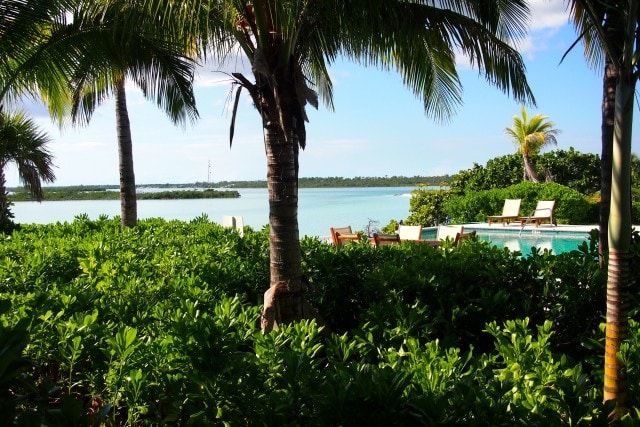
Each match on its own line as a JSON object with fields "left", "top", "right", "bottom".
{"left": 1, "top": 218, "right": 639, "bottom": 424}
{"left": 444, "top": 181, "right": 596, "bottom": 224}
{"left": 405, "top": 189, "right": 453, "bottom": 226}
{"left": 450, "top": 149, "right": 602, "bottom": 195}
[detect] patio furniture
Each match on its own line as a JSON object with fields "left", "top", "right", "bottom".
{"left": 329, "top": 226, "right": 360, "bottom": 246}
{"left": 223, "top": 215, "right": 244, "bottom": 237}
{"left": 423, "top": 225, "right": 465, "bottom": 247}
{"left": 398, "top": 225, "right": 423, "bottom": 242}
{"left": 519, "top": 200, "right": 557, "bottom": 227}
{"left": 371, "top": 233, "right": 401, "bottom": 248}
{"left": 487, "top": 199, "right": 521, "bottom": 226}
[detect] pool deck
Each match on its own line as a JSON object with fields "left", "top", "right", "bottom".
{"left": 321, "top": 223, "right": 632, "bottom": 243}
{"left": 418, "top": 223, "right": 600, "bottom": 238}
{"left": 457, "top": 222, "right": 598, "bottom": 236}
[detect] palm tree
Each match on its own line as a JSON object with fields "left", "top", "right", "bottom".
{"left": 504, "top": 106, "right": 559, "bottom": 182}
{"left": 66, "top": 2, "right": 199, "bottom": 228}
{"left": 153, "top": 0, "right": 534, "bottom": 331}
{"left": 567, "top": 2, "right": 622, "bottom": 268}
{"left": 0, "top": 0, "right": 76, "bottom": 108}
{"left": 0, "top": 109, "right": 55, "bottom": 232}
{"left": 567, "top": 0, "right": 638, "bottom": 418}
{"left": 60, "top": 2, "right": 199, "bottom": 228}
{"left": 1, "top": 0, "right": 199, "bottom": 228}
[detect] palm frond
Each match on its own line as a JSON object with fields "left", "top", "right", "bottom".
{"left": 0, "top": 110, "right": 56, "bottom": 199}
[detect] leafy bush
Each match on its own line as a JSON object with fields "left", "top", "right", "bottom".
{"left": 405, "top": 189, "right": 453, "bottom": 226}
{"left": 444, "top": 181, "right": 597, "bottom": 224}
{"left": 0, "top": 218, "right": 638, "bottom": 424}
{"left": 450, "top": 148, "right": 602, "bottom": 196}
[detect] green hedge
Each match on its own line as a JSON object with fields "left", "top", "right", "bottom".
{"left": 404, "top": 182, "right": 598, "bottom": 227}
{"left": 1, "top": 218, "right": 639, "bottom": 425}
{"left": 444, "top": 182, "right": 596, "bottom": 224}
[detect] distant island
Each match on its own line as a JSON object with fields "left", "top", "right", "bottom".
{"left": 8, "top": 175, "right": 451, "bottom": 201}
{"left": 8, "top": 188, "right": 240, "bottom": 202}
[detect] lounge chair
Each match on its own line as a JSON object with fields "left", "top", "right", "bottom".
{"left": 329, "top": 226, "right": 360, "bottom": 246}
{"left": 519, "top": 200, "right": 557, "bottom": 227}
{"left": 223, "top": 215, "right": 244, "bottom": 237}
{"left": 398, "top": 225, "right": 423, "bottom": 242}
{"left": 423, "top": 225, "right": 464, "bottom": 247}
{"left": 436, "top": 225, "right": 464, "bottom": 246}
{"left": 371, "top": 233, "right": 401, "bottom": 247}
{"left": 457, "top": 230, "right": 476, "bottom": 245}
{"left": 487, "top": 199, "right": 521, "bottom": 226}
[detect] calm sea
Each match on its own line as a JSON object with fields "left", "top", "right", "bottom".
{"left": 11, "top": 187, "right": 416, "bottom": 238}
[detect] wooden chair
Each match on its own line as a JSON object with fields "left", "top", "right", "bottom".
{"left": 329, "top": 226, "right": 360, "bottom": 246}
{"left": 435, "top": 225, "right": 464, "bottom": 246}
{"left": 457, "top": 230, "right": 476, "bottom": 245}
{"left": 371, "top": 233, "right": 400, "bottom": 248}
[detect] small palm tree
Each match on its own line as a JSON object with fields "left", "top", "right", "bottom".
{"left": 505, "top": 106, "right": 559, "bottom": 182}
{"left": 0, "top": 109, "right": 56, "bottom": 232}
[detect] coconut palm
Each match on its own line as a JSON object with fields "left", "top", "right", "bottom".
{"left": 567, "top": 0, "right": 638, "bottom": 417}
{"left": 66, "top": 2, "right": 198, "bottom": 228}
{"left": 0, "top": 109, "right": 55, "bottom": 232}
{"left": 0, "top": 0, "right": 78, "bottom": 109}
{"left": 149, "top": 0, "right": 534, "bottom": 331}
{"left": 0, "top": 0, "right": 198, "bottom": 228}
{"left": 566, "top": 2, "right": 623, "bottom": 267}
{"left": 504, "top": 106, "right": 559, "bottom": 183}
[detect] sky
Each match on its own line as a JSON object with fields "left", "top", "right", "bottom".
{"left": 6, "top": 0, "right": 639, "bottom": 187}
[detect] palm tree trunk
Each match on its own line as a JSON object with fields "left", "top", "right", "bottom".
{"left": 260, "top": 121, "right": 305, "bottom": 332}
{"left": 115, "top": 78, "right": 137, "bottom": 228}
{"left": 603, "top": 60, "right": 634, "bottom": 418}
{"left": 599, "top": 55, "right": 616, "bottom": 268}
{"left": 522, "top": 154, "right": 539, "bottom": 182}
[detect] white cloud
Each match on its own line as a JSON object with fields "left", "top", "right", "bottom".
{"left": 454, "top": 1, "right": 570, "bottom": 66}
{"left": 529, "top": 0, "right": 570, "bottom": 30}
{"left": 194, "top": 51, "right": 252, "bottom": 88}
{"left": 517, "top": 1, "right": 571, "bottom": 59}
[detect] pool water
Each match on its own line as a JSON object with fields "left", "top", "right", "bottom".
{"left": 476, "top": 232, "right": 589, "bottom": 256}
{"left": 422, "top": 229, "right": 591, "bottom": 256}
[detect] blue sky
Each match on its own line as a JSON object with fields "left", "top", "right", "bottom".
{"left": 7, "top": 1, "right": 638, "bottom": 187}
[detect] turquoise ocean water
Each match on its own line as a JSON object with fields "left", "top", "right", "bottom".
{"left": 11, "top": 187, "right": 415, "bottom": 238}
{"left": 11, "top": 186, "right": 591, "bottom": 253}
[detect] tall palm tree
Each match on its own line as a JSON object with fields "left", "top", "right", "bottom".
{"left": 567, "top": 1, "right": 622, "bottom": 268}
{"left": 0, "top": 0, "right": 77, "bottom": 110}
{"left": 66, "top": 1, "right": 198, "bottom": 228}
{"left": 54, "top": 2, "right": 198, "bottom": 228}
{"left": 0, "top": 109, "right": 55, "bottom": 232}
{"left": 504, "top": 106, "right": 559, "bottom": 182}
{"left": 567, "top": 0, "right": 638, "bottom": 418}
{"left": 152, "top": 0, "right": 535, "bottom": 331}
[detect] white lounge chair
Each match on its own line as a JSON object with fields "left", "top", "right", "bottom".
{"left": 487, "top": 199, "right": 521, "bottom": 226}
{"left": 223, "top": 215, "right": 244, "bottom": 237}
{"left": 398, "top": 225, "right": 423, "bottom": 242}
{"left": 519, "top": 200, "right": 557, "bottom": 227}
{"left": 436, "top": 225, "right": 464, "bottom": 246}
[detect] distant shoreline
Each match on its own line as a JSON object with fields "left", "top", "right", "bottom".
{"left": 8, "top": 175, "right": 452, "bottom": 192}
{"left": 9, "top": 189, "right": 240, "bottom": 202}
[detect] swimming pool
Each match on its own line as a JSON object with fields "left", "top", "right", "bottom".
{"left": 422, "top": 227, "right": 593, "bottom": 256}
